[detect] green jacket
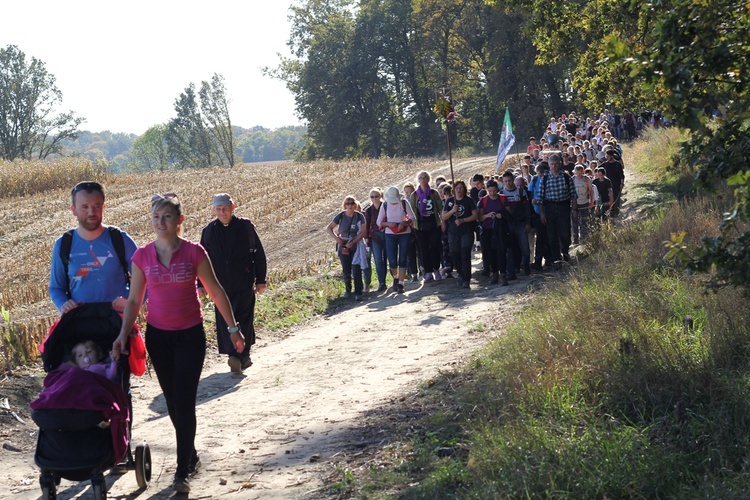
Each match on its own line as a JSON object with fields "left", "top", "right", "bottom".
{"left": 407, "top": 188, "right": 443, "bottom": 230}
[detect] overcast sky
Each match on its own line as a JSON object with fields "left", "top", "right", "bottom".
{"left": 1, "top": 1, "right": 302, "bottom": 135}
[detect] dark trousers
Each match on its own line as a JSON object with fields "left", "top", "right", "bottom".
{"left": 339, "top": 247, "right": 363, "bottom": 293}
{"left": 414, "top": 227, "right": 442, "bottom": 274}
{"left": 480, "top": 226, "right": 507, "bottom": 273}
{"left": 407, "top": 234, "right": 419, "bottom": 275}
{"left": 532, "top": 213, "right": 550, "bottom": 266}
{"left": 449, "top": 230, "right": 474, "bottom": 282}
{"left": 215, "top": 288, "right": 255, "bottom": 359}
{"left": 544, "top": 203, "right": 572, "bottom": 263}
{"left": 146, "top": 323, "right": 206, "bottom": 479}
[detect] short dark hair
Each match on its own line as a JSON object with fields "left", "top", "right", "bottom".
{"left": 472, "top": 173, "right": 485, "bottom": 183}
{"left": 71, "top": 181, "right": 104, "bottom": 205}
{"left": 502, "top": 170, "right": 515, "bottom": 180}
{"left": 486, "top": 179, "right": 499, "bottom": 189}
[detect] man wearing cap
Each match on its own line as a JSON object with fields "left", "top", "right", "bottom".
{"left": 50, "top": 181, "right": 138, "bottom": 315}
{"left": 199, "top": 193, "right": 267, "bottom": 373}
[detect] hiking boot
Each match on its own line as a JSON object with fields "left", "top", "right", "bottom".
{"left": 377, "top": 283, "right": 387, "bottom": 292}
{"left": 397, "top": 284, "right": 405, "bottom": 293}
{"left": 391, "top": 283, "right": 400, "bottom": 293}
{"left": 241, "top": 356, "right": 253, "bottom": 370}
{"left": 228, "top": 356, "right": 242, "bottom": 373}
{"left": 490, "top": 272, "right": 499, "bottom": 284}
{"left": 173, "top": 476, "right": 191, "bottom": 493}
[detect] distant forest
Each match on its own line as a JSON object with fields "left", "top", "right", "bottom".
{"left": 60, "top": 125, "right": 306, "bottom": 172}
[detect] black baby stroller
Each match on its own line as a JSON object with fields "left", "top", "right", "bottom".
{"left": 31, "top": 303, "right": 151, "bottom": 500}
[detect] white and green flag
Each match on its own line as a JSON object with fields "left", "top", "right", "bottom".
{"left": 495, "top": 108, "right": 515, "bottom": 172}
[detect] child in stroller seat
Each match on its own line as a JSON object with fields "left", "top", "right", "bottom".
{"left": 70, "top": 340, "right": 118, "bottom": 381}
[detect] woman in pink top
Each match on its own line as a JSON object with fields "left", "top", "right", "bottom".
{"left": 112, "top": 193, "right": 242, "bottom": 495}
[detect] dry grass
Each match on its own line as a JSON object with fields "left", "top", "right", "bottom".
{"left": 0, "top": 156, "right": 494, "bottom": 369}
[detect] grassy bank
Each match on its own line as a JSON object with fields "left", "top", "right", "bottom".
{"left": 351, "top": 129, "right": 750, "bottom": 498}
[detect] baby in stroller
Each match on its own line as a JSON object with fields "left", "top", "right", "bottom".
{"left": 70, "top": 340, "right": 118, "bottom": 382}
{"left": 30, "top": 303, "right": 151, "bottom": 499}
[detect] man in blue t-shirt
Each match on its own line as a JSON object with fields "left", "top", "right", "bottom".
{"left": 49, "top": 182, "right": 138, "bottom": 315}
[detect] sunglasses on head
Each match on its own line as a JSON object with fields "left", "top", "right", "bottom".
{"left": 71, "top": 181, "right": 103, "bottom": 196}
{"left": 151, "top": 192, "right": 178, "bottom": 204}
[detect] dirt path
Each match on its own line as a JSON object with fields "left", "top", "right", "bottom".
{"left": 0, "top": 155, "right": 645, "bottom": 499}
{"left": 2, "top": 263, "right": 546, "bottom": 499}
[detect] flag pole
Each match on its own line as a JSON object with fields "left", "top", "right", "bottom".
{"left": 446, "top": 122, "right": 455, "bottom": 185}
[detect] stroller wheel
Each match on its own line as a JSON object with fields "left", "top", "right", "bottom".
{"left": 135, "top": 443, "right": 152, "bottom": 488}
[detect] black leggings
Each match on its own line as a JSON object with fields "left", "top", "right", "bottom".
{"left": 414, "top": 226, "right": 442, "bottom": 274}
{"left": 146, "top": 323, "right": 206, "bottom": 478}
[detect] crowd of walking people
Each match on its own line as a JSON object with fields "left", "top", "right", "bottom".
{"left": 328, "top": 110, "right": 628, "bottom": 293}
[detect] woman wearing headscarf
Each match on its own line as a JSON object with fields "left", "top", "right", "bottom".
{"left": 377, "top": 186, "right": 417, "bottom": 293}
{"left": 407, "top": 171, "right": 444, "bottom": 282}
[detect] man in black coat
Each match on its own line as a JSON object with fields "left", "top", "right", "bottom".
{"left": 199, "top": 193, "right": 267, "bottom": 373}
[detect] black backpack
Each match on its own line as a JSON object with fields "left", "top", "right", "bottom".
{"left": 59, "top": 226, "right": 131, "bottom": 291}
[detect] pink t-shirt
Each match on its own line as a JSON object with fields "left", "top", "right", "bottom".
{"left": 132, "top": 239, "right": 207, "bottom": 331}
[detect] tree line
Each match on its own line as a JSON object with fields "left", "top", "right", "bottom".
{"left": 0, "top": 45, "right": 304, "bottom": 170}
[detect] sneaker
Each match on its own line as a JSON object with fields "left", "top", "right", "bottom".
{"left": 445, "top": 271, "right": 453, "bottom": 279}
{"left": 424, "top": 273, "right": 434, "bottom": 282}
{"left": 397, "top": 284, "right": 404, "bottom": 294}
{"left": 364, "top": 284, "right": 371, "bottom": 293}
{"left": 343, "top": 291, "right": 352, "bottom": 299}
{"left": 461, "top": 280, "right": 470, "bottom": 289}
{"left": 530, "top": 263, "right": 543, "bottom": 272}
{"left": 411, "top": 275, "right": 419, "bottom": 283}
{"left": 173, "top": 476, "right": 191, "bottom": 493}
{"left": 433, "top": 270, "right": 443, "bottom": 281}
{"left": 507, "top": 274, "right": 517, "bottom": 281}
{"left": 241, "top": 357, "right": 253, "bottom": 370}
{"left": 228, "top": 356, "right": 242, "bottom": 374}
{"left": 480, "top": 269, "right": 490, "bottom": 277}
{"left": 391, "top": 283, "right": 399, "bottom": 293}
{"left": 377, "top": 283, "right": 387, "bottom": 292}
{"left": 500, "top": 274, "right": 509, "bottom": 286}
{"left": 490, "top": 272, "right": 499, "bottom": 284}
{"left": 523, "top": 265, "right": 531, "bottom": 276}
{"left": 354, "top": 294, "right": 363, "bottom": 301}
{"left": 189, "top": 456, "right": 201, "bottom": 477}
